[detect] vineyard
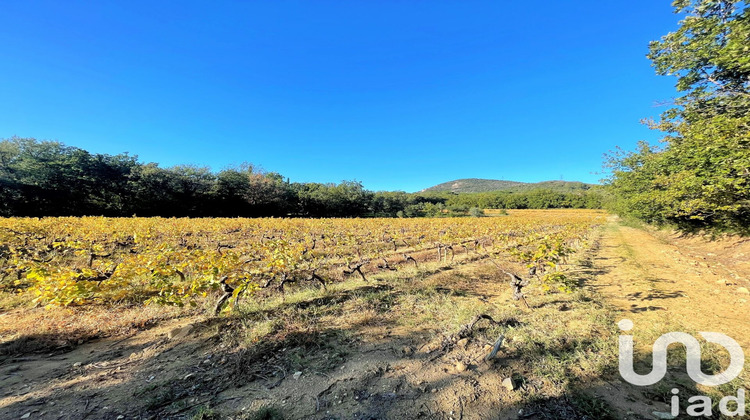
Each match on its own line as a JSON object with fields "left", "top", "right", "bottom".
{"left": 0, "top": 210, "right": 606, "bottom": 312}
{"left": 2, "top": 210, "right": 634, "bottom": 419}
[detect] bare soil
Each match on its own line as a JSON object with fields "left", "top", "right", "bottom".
{"left": 2, "top": 218, "right": 748, "bottom": 420}
{"left": 590, "top": 221, "right": 750, "bottom": 348}
{"left": 583, "top": 219, "right": 750, "bottom": 419}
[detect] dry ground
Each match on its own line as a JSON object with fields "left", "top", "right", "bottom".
{"left": 585, "top": 220, "right": 750, "bottom": 419}
{"left": 1, "top": 217, "right": 749, "bottom": 420}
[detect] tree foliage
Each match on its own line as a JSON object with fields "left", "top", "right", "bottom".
{"left": 0, "top": 137, "right": 602, "bottom": 218}
{"left": 606, "top": 0, "right": 750, "bottom": 233}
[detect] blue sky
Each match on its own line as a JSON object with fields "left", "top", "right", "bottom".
{"left": 0, "top": 1, "right": 681, "bottom": 192}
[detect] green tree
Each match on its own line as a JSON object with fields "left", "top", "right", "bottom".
{"left": 292, "top": 181, "right": 372, "bottom": 217}
{"left": 607, "top": 0, "right": 750, "bottom": 233}
{"left": 0, "top": 137, "right": 138, "bottom": 216}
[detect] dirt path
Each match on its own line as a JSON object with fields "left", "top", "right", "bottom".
{"left": 580, "top": 219, "right": 750, "bottom": 420}
{"left": 589, "top": 219, "right": 750, "bottom": 349}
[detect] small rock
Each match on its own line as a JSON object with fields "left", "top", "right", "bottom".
{"left": 20, "top": 413, "right": 31, "bottom": 419}
{"left": 737, "top": 287, "right": 749, "bottom": 294}
{"left": 483, "top": 344, "right": 492, "bottom": 351}
{"left": 456, "top": 338, "right": 469, "bottom": 349}
{"left": 167, "top": 324, "right": 193, "bottom": 340}
{"left": 117, "top": 416, "right": 124, "bottom": 420}
{"left": 293, "top": 371, "right": 302, "bottom": 380}
{"left": 455, "top": 361, "right": 467, "bottom": 372}
{"left": 72, "top": 362, "right": 82, "bottom": 368}
{"left": 652, "top": 411, "right": 676, "bottom": 419}
{"left": 502, "top": 377, "right": 515, "bottom": 391}
{"left": 183, "top": 373, "right": 194, "bottom": 380}
{"left": 716, "top": 279, "right": 727, "bottom": 285}
{"left": 402, "top": 346, "right": 413, "bottom": 355}
{"left": 431, "top": 388, "right": 438, "bottom": 393}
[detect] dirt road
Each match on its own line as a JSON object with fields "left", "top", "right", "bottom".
{"left": 590, "top": 219, "right": 750, "bottom": 349}
{"left": 584, "top": 219, "right": 750, "bottom": 420}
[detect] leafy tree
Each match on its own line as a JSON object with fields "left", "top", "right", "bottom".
{"left": 0, "top": 137, "right": 602, "bottom": 218}
{"left": 244, "top": 171, "right": 294, "bottom": 217}
{"left": 606, "top": 0, "right": 750, "bottom": 233}
{"left": 370, "top": 191, "right": 412, "bottom": 216}
{"left": 469, "top": 207, "right": 484, "bottom": 217}
{"left": 0, "top": 137, "right": 139, "bottom": 216}
{"left": 215, "top": 167, "right": 253, "bottom": 216}
{"left": 291, "top": 181, "right": 371, "bottom": 217}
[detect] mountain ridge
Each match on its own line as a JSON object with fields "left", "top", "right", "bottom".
{"left": 420, "top": 178, "right": 595, "bottom": 193}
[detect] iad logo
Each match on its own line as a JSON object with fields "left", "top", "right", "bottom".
{"left": 618, "top": 319, "right": 746, "bottom": 417}
{"left": 618, "top": 319, "right": 744, "bottom": 386}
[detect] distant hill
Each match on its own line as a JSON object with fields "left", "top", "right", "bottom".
{"left": 420, "top": 178, "right": 595, "bottom": 193}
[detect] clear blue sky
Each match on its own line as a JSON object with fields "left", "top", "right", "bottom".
{"left": 0, "top": 1, "right": 681, "bottom": 192}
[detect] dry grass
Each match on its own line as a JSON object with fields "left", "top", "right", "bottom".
{"left": 212, "top": 250, "right": 621, "bottom": 418}
{"left": 3, "top": 214, "right": 745, "bottom": 419}
{"left": 0, "top": 302, "right": 190, "bottom": 355}
{"left": 0, "top": 218, "right": 628, "bottom": 419}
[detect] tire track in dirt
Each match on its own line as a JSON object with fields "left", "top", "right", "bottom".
{"left": 581, "top": 219, "right": 750, "bottom": 420}
{"left": 589, "top": 218, "right": 750, "bottom": 349}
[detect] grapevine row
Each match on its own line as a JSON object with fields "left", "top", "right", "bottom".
{"left": 0, "top": 210, "right": 606, "bottom": 311}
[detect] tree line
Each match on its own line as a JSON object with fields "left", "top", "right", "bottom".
{"left": 606, "top": 0, "right": 749, "bottom": 234}
{"left": 0, "top": 137, "right": 601, "bottom": 218}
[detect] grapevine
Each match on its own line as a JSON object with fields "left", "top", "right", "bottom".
{"left": 0, "top": 210, "right": 606, "bottom": 311}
